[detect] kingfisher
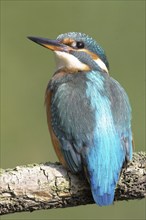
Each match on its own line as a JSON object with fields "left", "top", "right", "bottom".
{"left": 28, "top": 32, "right": 133, "bottom": 206}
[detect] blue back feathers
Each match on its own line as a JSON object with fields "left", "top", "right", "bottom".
{"left": 85, "top": 71, "right": 132, "bottom": 205}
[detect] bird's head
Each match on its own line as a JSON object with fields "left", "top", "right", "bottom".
{"left": 28, "top": 32, "right": 109, "bottom": 74}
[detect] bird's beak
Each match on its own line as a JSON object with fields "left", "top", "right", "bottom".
{"left": 27, "top": 36, "right": 70, "bottom": 52}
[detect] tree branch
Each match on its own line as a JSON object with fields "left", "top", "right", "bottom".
{"left": 0, "top": 152, "right": 146, "bottom": 215}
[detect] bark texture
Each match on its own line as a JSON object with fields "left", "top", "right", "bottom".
{"left": 0, "top": 152, "right": 146, "bottom": 215}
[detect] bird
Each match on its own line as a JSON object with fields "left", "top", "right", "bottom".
{"left": 28, "top": 32, "right": 133, "bottom": 206}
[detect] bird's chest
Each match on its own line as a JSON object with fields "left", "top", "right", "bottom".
{"left": 49, "top": 73, "right": 95, "bottom": 141}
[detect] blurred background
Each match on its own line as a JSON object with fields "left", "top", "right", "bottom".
{"left": 1, "top": 1, "right": 145, "bottom": 219}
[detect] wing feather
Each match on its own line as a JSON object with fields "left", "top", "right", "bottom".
{"left": 45, "top": 89, "right": 67, "bottom": 168}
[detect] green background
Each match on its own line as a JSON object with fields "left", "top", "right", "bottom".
{"left": 1, "top": 0, "right": 145, "bottom": 219}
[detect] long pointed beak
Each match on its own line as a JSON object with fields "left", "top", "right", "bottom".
{"left": 27, "top": 36, "right": 70, "bottom": 52}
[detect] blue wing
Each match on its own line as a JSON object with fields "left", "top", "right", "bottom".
{"left": 49, "top": 72, "right": 94, "bottom": 173}
{"left": 49, "top": 70, "right": 133, "bottom": 206}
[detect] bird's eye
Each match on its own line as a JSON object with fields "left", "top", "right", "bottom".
{"left": 76, "top": 41, "right": 84, "bottom": 49}
{"left": 70, "top": 41, "right": 84, "bottom": 49}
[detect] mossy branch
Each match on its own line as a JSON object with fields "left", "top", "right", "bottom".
{"left": 0, "top": 152, "right": 146, "bottom": 215}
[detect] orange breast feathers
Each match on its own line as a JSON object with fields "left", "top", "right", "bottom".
{"left": 45, "top": 89, "right": 67, "bottom": 168}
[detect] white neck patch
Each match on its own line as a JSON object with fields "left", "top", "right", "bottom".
{"left": 55, "top": 51, "right": 89, "bottom": 71}
{"left": 94, "top": 58, "right": 109, "bottom": 73}
{"left": 54, "top": 51, "right": 108, "bottom": 73}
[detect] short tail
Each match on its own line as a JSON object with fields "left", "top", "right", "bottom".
{"left": 91, "top": 188, "right": 115, "bottom": 206}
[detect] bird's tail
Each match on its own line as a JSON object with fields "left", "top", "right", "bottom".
{"left": 84, "top": 138, "right": 125, "bottom": 206}
{"left": 83, "top": 164, "right": 116, "bottom": 206}
{"left": 90, "top": 183, "right": 115, "bottom": 206}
